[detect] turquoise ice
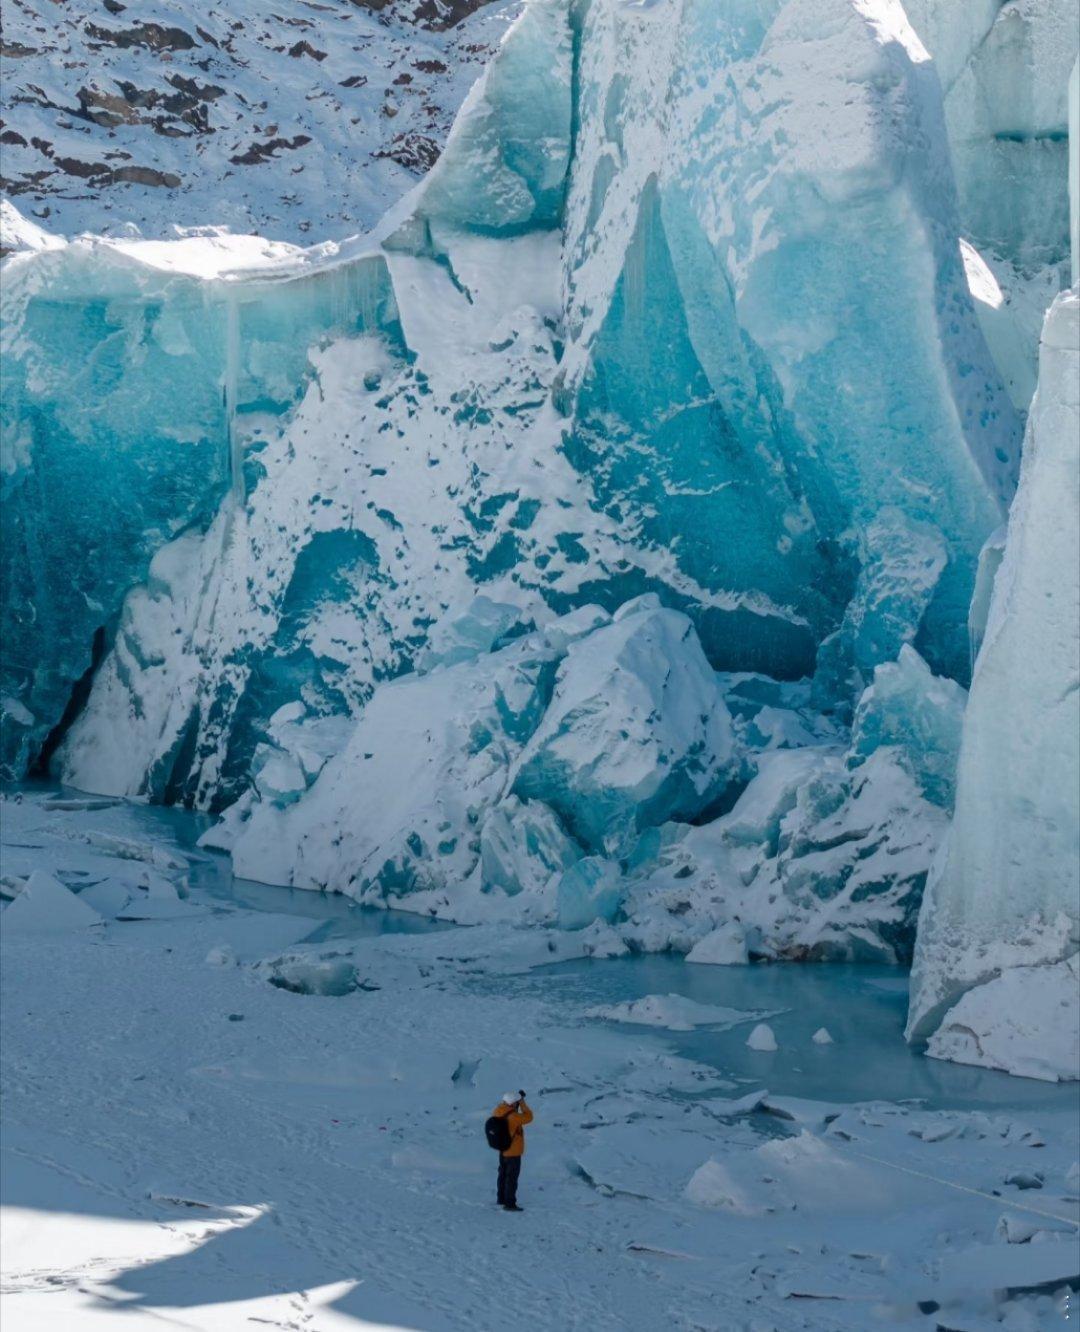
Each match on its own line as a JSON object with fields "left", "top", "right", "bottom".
{"left": 0, "top": 0, "right": 1051, "bottom": 966}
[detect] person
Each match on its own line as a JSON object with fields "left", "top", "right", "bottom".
{"left": 492, "top": 1091, "right": 533, "bottom": 1211}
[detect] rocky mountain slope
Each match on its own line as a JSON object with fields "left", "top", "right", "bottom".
{"left": 1, "top": 0, "right": 513, "bottom": 242}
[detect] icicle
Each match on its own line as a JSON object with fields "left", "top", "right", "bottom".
{"left": 224, "top": 284, "right": 243, "bottom": 503}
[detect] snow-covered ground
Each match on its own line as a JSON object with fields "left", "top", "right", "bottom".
{"left": 2, "top": 787, "right": 1077, "bottom": 1330}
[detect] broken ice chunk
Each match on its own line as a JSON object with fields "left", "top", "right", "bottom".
{"left": 721, "top": 747, "right": 830, "bottom": 849}
{"left": 556, "top": 856, "right": 623, "bottom": 931}
{"left": 813, "top": 510, "right": 949, "bottom": 713}
{"left": 924, "top": 955, "right": 1080, "bottom": 1083}
{"left": 479, "top": 795, "right": 580, "bottom": 902}
{"left": 416, "top": 596, "right": 533, "bottom": 673}
{"left": 2, "top": 870, "right": 104, "bottom": 934}
{"left": 412, "top": 0, "right": 572, "bottom": 234}
{"left": 685, "top": 923, "right": 748, "bottom": 966}
{"left": 80, "top": 879, "right": 137, "bottom": 917}
{"left": 997, "top": 1213, "right": 1060, "bottom": 1245}
{"left": 848, "top": 645, "right": 965, "bottom": 807}
{"left": 584, "top": 994, "right": 774, "bottom": 1032}
{"left": 228, "top": 630, "right": 558, "bottom": 899}
{"left": 513, "top": 606, "right": 736, "bottom": 855}
{"left": 252, "top": 746, "right": 308, "bottom": 807}
{"left": 746, "top": 1023, "right": 778, "bottom": 1052}
{"left": 541, "top": 605, "right": 611, "bottom": 654}
{"left": 612, "top": 592, "right": 662, "bottom": 622}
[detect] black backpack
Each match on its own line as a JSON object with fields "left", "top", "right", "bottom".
{"left": 484, "top": 1114, "right": 512, "bottom": 1152}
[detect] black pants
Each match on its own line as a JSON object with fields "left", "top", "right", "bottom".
{"left": 497, "top": 1154, "right": 521, "bottom": 1206}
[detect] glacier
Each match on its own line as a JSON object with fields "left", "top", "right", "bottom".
{"left": 6, "top": 7, "right": 1080, "bottom": 1328}
{"left": 3, "top": 0, "right": 1021, "bottom": 791}
{"left": 1, "top": 0, "right": 1077, "bottom": 1080}
{"left": 1, "top": 232, "right": 410, "bottom": 789}
{"left": 906, "top": 285, "right": 1080, "bottom": 1080}
{"left": 903, "top": 0, "right": 1078, "bottom": 277}
{"left": 903, "top": 0, "right": 1079, "bottom": 417}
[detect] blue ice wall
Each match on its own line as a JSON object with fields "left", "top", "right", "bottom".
{"left": 0, "top": 244, "right": 404, "bottom": 780}
{"left": 559, "top": 0, "right": 1019, "bottom": 687}
{"left": 563, "top": 178, "right": 848, "bottom": 677}
{"left": 2, "top": 0, "right": 1023, "bottom": 811}
{"left": 1, "top": 250, "right": 229, "bottom": 778}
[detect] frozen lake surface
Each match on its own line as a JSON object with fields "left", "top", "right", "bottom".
{"left": 11, "top": 783, "right": 1076, "bottom": 1112}
{"left": 6, "top": 781, "right": 454, "bottom": 940}
{"left": 102, "top": 787, "right": 1063, "bottom": 1115}
{"left": 505, "top": 958, "right": 1079, "bottom": 1113}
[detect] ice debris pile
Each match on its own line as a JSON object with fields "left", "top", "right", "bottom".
{"left": 135, "top": 596, "right": 967, "bottom": 965}
{"left": 1, "top": 0, "right": 1078, "bottom": 1076}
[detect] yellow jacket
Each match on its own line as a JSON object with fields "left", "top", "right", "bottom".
{"left": 492, "top": 1099, "right": 533, "bottom": 1157}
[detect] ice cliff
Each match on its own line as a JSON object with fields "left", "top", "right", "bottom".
{"left": 3, "top": 0, "right": 1021, "bottom": 784}
{"left": 901, "top": 27, "right": 1080, "bottom": 1081}
{"left": 1, "top": 1, "right": 1077, "bottom": 1067}
{"left": 903, "top": 0, "right": 1079, "bottom": 415}
{"left": 907, "top": 285, "right": 1080, "bottom": 1081}
{"left": 904, "top": 0, "right": 1077, "bottom": 276}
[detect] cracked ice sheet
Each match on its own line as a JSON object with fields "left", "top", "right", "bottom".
{"left": 0, "top": 791, "right": 198, "bottom": 893}
{"left": 0, "top": 789, "right": 320, "bottom": 957}
{"left": 0, "top": 919, "right": 769, "bottom": 1329}
{"left": 5, "top": 925, "right": 1077, "bottom": 1332}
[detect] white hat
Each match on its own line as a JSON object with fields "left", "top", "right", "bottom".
{"left": 502, "top": 1092, "right": 518, "bottom": 1104}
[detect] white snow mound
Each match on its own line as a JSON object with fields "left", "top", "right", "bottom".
{"left": 685, "top": 1159, "right": 768, "bottom": 1215}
